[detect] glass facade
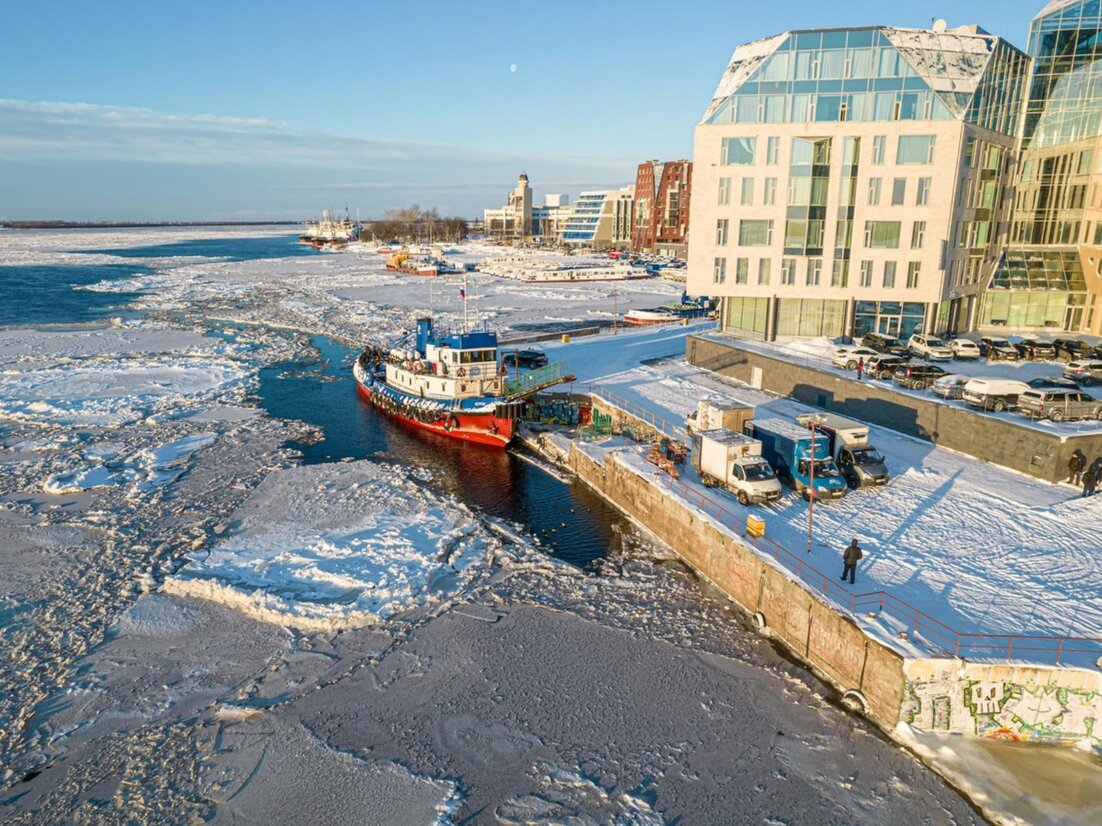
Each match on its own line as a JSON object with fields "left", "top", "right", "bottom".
{"left": 993, "top": 2, "right": 1102, "bottom": 333}
{"left": 1023, "top": 1, "right": 1102, "bottom": 149}
{"left": 706, "top": 27, "right": 1027, "bottom": 131}
{"left": 853, "top": 300, "right": 927, "bottom": 338}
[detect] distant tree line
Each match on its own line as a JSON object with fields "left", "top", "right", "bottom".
{"left": 364, "top": 205, "right": 468, "bottom": 244}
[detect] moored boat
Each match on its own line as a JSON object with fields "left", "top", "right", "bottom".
{"left": 354, "top": 310, "right": 575, "bottom": 448}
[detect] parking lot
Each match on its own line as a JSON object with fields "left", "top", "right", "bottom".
{"left": 736, "top": 335, "right": 1102, "bottom": 434}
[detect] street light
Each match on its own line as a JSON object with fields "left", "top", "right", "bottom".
{"left": 807, "top": 413, "right": 826, "bottom": 554}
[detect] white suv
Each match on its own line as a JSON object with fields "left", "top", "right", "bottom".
{"left": 948, "top": 338, "right": 981, "bottom": 360}
{"left": 961, "top": 378, "right": 1030, "bottom": 412}
{"left": 1063, "top": 360, "right": 1102, "bottom": 387}
{"left": 908, "top": 334, "right": 954, "bottom": 361}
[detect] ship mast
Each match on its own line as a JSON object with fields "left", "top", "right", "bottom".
{"left": 462, "top": 271, "right": 469, "bottom": 333}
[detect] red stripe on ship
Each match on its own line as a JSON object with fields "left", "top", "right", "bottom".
{"left": 355, "top": 381, "right": 514, "bottom": 448}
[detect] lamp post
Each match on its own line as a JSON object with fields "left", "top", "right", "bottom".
{"left": 807, "top": 413, "right": 826, "bottom": 554}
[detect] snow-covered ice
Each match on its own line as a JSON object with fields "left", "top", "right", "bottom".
{"left": 166, "top": 460, "right": 504, "bottom": 631}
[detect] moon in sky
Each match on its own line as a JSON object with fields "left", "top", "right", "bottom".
{"left": 509, "top": 63, "right": 517, "bottom": 73}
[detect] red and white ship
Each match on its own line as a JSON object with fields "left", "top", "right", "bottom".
{"left": 353, "top": 296, "right": 574, "bottom": 448}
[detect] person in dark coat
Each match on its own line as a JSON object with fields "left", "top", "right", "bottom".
{"left": 1068, "top": 449, "right": 1087, "bottom": 485}
{"left": 1083, "top": 467, "right": 1099, "bottom": 498}
{"left": 1090, "top": 456, "right": 1102, "bottom": 480}
{"left": 841, "top": 539, "right": 863, "bottom": 584}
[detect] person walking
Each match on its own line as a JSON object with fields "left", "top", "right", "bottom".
{"left": 1083, "top": 466, "right": 1099, "bottom": 498}
{"left": 840, "top": 539, "right": 863, "bottom": 585}
{"left": 856, "top": 357, "right": 864, "bottom": 381}
{"left": 1068, "top": 449, "right": 1087, "bottom": 486}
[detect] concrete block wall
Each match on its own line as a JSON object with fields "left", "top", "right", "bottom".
{"left": 568, "top": 445, "right": 906, "bottom": 727}
{"left": 685, "top": 335, "right": 1102, "bottom": 483}
{"left": 566, "top": 441, "right": 1100, "bottom": 748}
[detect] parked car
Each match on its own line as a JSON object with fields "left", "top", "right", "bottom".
{"left": 1053, "top": 338, "right": 1095, "bottom": 362}
{"left": 930, "top": 374, "right": 969, "bottom": 399}
{"left": 948, "top": 338, "right": 981, "bottom": 360}
{"left": 830, "top": 346, "right": 880, "bottom": 370}
{"left": 864, "top": 355, "right": 909, "bottom": 379}
{"left": 979, "top": 337, "right": 1021, "bottom": 361}
{"left": 1063, "top": 359, "right": 1102, "bottom": 386}
{"left": 1012, "top": 337, "right": 1057, "bottom": 361}
{"left": 907, "top": 334, "right": 954, "bottom": 361}
{"left": 501, "top": 349, "right": 548, "bottom": 369}
{"left": 892, "top": 363, "right": 948, "bottom": 390}
{"left": 1015, "top": 389, "right": 1102, "bottom": 422}
{"left": 859, "top": 332, "right": 911, "bottom": 358}
{"left": 1026, "top": 376, "right": 1080, "bottom": 390}
{"left": 961, "top": 378, "right": 1031, "bottom": 411}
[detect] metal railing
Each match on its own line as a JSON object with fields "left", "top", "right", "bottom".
{"left": 587, "top": 384, "right": 688, "bottom": 441}
{"left": 504, "top": 361, "right": 575, "bottom": 398}
{"left": 666, "top": 475, "right": 1101, "bottom": 666}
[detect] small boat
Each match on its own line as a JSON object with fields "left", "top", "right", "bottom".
{"left": 623, "top": 293, "right": 715, "bottom": 326}
{"left": 386, "top": 252, "right": 463, "bottom": 276}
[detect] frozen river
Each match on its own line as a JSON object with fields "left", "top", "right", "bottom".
{"left": 0, "top": 227, "right": 1042, "bottom": 823}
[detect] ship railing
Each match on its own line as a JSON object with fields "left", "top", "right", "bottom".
{"left": 505, "top": 361, "right": 575, "bottom": 398}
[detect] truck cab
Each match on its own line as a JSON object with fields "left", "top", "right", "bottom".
{"left": 691, "top": 428, "right": 781, "bottom": 506}
{"left": 745, "top": 418, "right": 848, "bottom": 501}
{"left": 795, "top": 412, "right": 888, "bottom": 488}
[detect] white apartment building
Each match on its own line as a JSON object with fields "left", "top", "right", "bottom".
{"left": 688, "top": 24, "right": 1029, "bottom": 341}
{"left": 561, "top": 187, "right": 635, "bottom": 249}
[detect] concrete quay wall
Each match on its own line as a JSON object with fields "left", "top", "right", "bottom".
{"left": 685, "top": 335, "right": 1102, "bottom": 484}
{"left": 558, "top": 434, "right": 1101, "bottom": 749}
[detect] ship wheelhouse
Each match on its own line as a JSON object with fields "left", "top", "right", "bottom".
{"left": 383, "top": 318, "right": 505, "bottom": 403}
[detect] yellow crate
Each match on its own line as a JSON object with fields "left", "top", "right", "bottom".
{"left": 746, "top": 515, "right": 766, "bottom": 538}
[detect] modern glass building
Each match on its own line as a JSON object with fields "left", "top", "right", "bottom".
{"left": 689, "top": 23, "right": 1029, "bottom": 340}
{"left": 989, "top": 0, "right": 1102, "bottom": 334}
{"left": 560, "top": 189, "right": 634, "bottom": 248}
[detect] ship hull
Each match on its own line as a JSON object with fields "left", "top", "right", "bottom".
{"left": 355, "top": 376, "right": 514, "bottom": 448}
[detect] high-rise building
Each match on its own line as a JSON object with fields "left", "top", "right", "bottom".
{"left": 990, "top": 1, "right": 1102, "bottom": 334}
{"left": 688, "top": 23, "right": 1029, "bottom": 341}
{"left": 632, "top": 160, "right": 692, "bottom": 257}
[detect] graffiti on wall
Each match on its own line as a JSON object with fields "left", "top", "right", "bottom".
{"left": 901, "top": 660, "right": 1100, "bottom": 745}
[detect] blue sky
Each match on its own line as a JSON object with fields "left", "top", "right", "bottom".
{"left": 0, "top": 0, "right": 1041, "bottom": 220}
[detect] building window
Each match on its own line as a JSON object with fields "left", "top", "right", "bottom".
{"left": 741, "top": 177, "right": 754, "bottom": 206}
{"left": 911, "top": 221, "right": 926, "bottom": 249}
{"left": 717, "top": 177, "right": 731, "bottom": 205}
{"left": 883, "top": 261, "right": 897, "bottom": 288}
{"left": 806, "top": 258, "right": 822, "bottom": 286}
{"left": 831, "top": 260, "right": 849, "bottom": 288}
{"left": 864, "top": 220, "right": 901, "bottom": 248}
{"left": 964, "top": 137, "right": 976, "bottom": 167}
{"left": 763, "top": 177, "right": 777, "bottom": 205}
{"left": 766, "top": 136, "right": 780, "bottom": 165}
{"left": 835, "top": 219, "right": 853, "bottom": 249}
{"left": 859, "top": 260, "right": 873, "bottom": 288}
{"left": 906, "top": 261, "right": 921, "bottom": 289}
{"left": 713, "top": 257, "right": 727, "bottom": 284}
{"left": 738, "top": 219, "right": 773, "bottom": 246}
{"left": 867, "top": 177, "right": 881, "bottom": 206}
{"left": 916, "top": 177, "right": 931, "bottom": 206}
{"left": 736, "top": 257, "right": 749, "bottom": 284}
{"left": 891, "top": 178, "right": 906, "bottom": 206}
{"left": 715, "top": 219, "right": 729, "bottom": 246}
{"left": 781, "top": 258, "right": 796, "bottom": 285}
{"left": 872, "top": 135, "right": 885, "bottom": 164}
{"left": 897, "top": 135, "right": 935, "bottom": 164}
{"left": 722, "top": 137, "right": 756, "bottom": 165}
{"left": 758, "top": 258, "right": 771, "bottom": 285}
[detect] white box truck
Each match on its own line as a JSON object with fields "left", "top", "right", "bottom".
{"left": 686, "top": 398, "right": 754, "bottom": 435}
{"left": 794, "top": 412, "right": 889, "bottom": 488}
{"left": 691, "top": 428, "right": 782, "bottom": 506}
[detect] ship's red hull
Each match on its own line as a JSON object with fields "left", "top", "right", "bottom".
{"left": 355, "top": 381, "right": 514, "bottom": 448}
